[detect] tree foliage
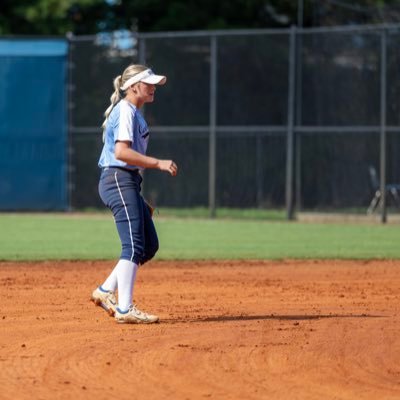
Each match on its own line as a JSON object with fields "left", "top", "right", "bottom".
{"left": 0, "top": 0, "right": 107, "bottom": 35}
{"left": 0, "top": 0, "right": 399, "bottom": 36}
{"left": 0, "top": 0, "right": 307, "bottom": 35}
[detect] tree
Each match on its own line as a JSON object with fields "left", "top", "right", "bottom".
{"left": 1, "top": 0, "right": 399, "bottom": 36}
{"left": 0, "top": 0, "right": 109, "bottom": 35}
{"left": 114, "top": 0, "right": 301, "bottom": 32}
{"left": 312, "top": 0, "right": 400, "bottom": 26}
{"left": 0, "top": 0, "right": 306, "bottom": 35}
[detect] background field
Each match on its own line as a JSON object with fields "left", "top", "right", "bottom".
{"left": 1, "top": 211, "right": 400, "bottom": 261}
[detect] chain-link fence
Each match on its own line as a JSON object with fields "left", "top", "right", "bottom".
{"left": 68, "top": 25, "right": 400, "bottom": 219}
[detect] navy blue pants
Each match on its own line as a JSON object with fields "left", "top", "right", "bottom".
{"left": 98, "top": 167, "right": 159, "bottom": 265}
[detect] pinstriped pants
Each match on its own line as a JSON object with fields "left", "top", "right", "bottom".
{"left": 98, "top": 167, "right": 159, "bottom": 265}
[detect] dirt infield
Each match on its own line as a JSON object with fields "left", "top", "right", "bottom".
{"left": 1, "top": 259, "right": 399, "bottom": 400}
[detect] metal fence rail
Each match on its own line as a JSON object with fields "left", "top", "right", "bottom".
{"left": 68, "top": 24, "right": 400, "bottom": 221}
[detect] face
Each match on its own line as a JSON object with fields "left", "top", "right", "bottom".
{"left": 130, "top": 82, "right": 156, "bottom": 108}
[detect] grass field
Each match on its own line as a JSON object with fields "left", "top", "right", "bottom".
{"left": 1, "top": 211, "right": 400, "bottom": 260}
{"left": 2, "top": 212, "right": 400, "bottom": 400}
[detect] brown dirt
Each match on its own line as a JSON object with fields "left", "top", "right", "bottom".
{"left": 1, "top": 259, "right": 399, "bottom": 400}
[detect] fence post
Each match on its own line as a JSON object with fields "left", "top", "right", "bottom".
{"left": 66, "top": 32, "right": 75, "bottom": 211}
{"left": 286, "top": 26, "right": 297, "bottom": 220}
{"left": 209, "top": 35, "right": 217, "bottom": 218}
{"left": 138, "top": 36, "right": 146, "bottom": 65}
{"left": 380, "top": 28, "right": 387, "bottom": 223}
{"left": 256, "top": 135, "right": 263, "bottom": 208}
{"left": 295, "top": 0, "right": 304, "bottom": 212}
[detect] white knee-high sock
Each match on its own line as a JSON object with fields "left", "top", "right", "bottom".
{"left": 101, "top": 264, "right": 118, "bottom": 292}
{"left": 116, "top": 259, "right": 138, "bottom": 312}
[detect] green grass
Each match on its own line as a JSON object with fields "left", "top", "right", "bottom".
{"left": 1, "top": 212, "right": 400, "bottom": 261}
{"left": 155, "top": 207, "right": 286, "bottom": 220}
{"left": 82, "top": 207, "right": 287, "bottom": 220}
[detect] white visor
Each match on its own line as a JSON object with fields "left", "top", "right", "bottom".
{"left": 120, "top": 69, "right": 166, "bottom": 90}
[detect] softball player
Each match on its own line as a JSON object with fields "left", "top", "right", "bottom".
{"left": 91, "top": 64, "right": 178, "bottom": 324}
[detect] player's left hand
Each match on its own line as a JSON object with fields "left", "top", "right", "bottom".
{"left": 158, "top": 159, "right": 178, "bottom": 176}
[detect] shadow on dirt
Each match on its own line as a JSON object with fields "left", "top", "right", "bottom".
{"left": 165, "top": 313, "right": 384, "bottom": 324}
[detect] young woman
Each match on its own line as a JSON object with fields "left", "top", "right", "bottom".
{"left": 91, "top": 64, "right": 178, "bottom": 324}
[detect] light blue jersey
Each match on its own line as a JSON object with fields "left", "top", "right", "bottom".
{"left": 98, "top": 99, "right": 149, "bottom": 170}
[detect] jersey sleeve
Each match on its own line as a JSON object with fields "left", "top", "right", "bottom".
{"left": 114, "top": 101, "right": 134, "bottom": 142}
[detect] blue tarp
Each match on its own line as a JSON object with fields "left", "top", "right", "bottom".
{"left": 0, "top": 39, "right": 68, "bottom": 210}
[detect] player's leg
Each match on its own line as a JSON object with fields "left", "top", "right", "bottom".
{"left": 111, "top": 169, "right": 144, "bottom": 265}
{"left": 91, "top": 168, "right": 121, "bottom": 315}
{"left": 110, "top": 170, "right": 158, "bottom": 323}
{"left": 140, "top": 196, "right": 159, "bottom": 265}
{"left": 92, "top": 168, "right": 142, "bottom": 316}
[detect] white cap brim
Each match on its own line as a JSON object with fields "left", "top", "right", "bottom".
{"left": 120, "top": 68, "right": 167, "bottom": 90}
{"left": 141, "top": 74, "right": 167, "bottom": 85}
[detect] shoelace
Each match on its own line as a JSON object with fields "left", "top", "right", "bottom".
{"left": 131, "top": 305, "right": 144, "bottom": 316}
{"left": 130, "top": 304, "right": 152, "bottom": 318}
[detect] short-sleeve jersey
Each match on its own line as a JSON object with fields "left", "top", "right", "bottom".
{"left": 98, "top": 99, "right": 149, "bottom": 170}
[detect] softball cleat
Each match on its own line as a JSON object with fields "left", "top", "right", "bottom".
{"left": 115, "top": 304, "right": 159, "bottom": 324}
{"left": 91, "top": 287, "right": 117, "bottom": 316}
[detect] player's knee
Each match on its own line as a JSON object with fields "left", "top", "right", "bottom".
{"left": 140, "top": 240, "right": 159, "bottom": 265}
{"left": 120, "top": 245, "right": 135, "bottom": 263}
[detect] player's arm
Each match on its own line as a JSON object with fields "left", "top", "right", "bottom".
{"left": 115, "top": 140, "right": 178, "bottom": 176}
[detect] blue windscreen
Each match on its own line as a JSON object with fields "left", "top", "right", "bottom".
{"left": 0, "top": 39, "right": 68, "bottom": 210}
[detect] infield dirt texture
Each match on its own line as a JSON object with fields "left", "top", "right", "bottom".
{"left": 1, "top": 259, "right": 399, "bottom": 399}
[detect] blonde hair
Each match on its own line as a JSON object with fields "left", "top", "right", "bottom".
{"left": 102, "top": 64, "right": 148, "bottom": 133}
